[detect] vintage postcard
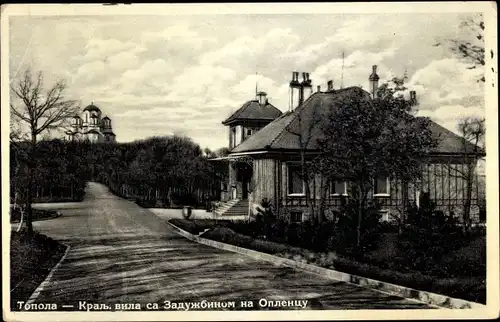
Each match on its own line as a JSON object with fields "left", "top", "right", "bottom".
{"left": 1, "top": 2, "right": 498, "bottom": 321}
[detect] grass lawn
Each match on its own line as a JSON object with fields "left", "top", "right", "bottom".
{"left": 169, "top": 219, "right": 486, "bottom": 304}
{"left": 10, "top": 229, "right": 67, "bottom": 310}
{"left": 10, "top": 208, "right": 61, "bottom": 223}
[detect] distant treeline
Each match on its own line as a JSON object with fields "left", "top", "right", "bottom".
{"left": 11, "top": 140, "right": 92, "bottom": 204}
{"left": 10, "top": 136, "right": 228, "bottom": 208}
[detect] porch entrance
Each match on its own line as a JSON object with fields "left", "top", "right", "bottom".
{"left": 235, "top": 161, "right": 253, "bottom": 200}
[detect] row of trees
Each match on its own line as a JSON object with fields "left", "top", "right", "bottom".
{"left": 10, "top": 140, "right": 91, "bottom": 205}
{"left": 88, "top": 136, "right": 227, "bottom": 207}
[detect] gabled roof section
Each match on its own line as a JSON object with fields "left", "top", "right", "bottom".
{"left": 231, "top": 86, "right": 484, "bottom": 156}
{"left": 231, "top": 87, "right": 371, "bottom": 153}
{"left": 423, "top": 118, "right": 485, "bottom": 155}
{"left": 222, "top": 100, "right": 282, "bottom": 125}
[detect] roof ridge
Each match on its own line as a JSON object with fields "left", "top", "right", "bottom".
{"left": 269, "top": 92, "right": 320, "bottom": 149}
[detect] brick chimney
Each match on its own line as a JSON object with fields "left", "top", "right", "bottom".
{"left": 369, "top": 65, "right": 380, "bottom": 98}
{"left": 327, "top": 80, "right": 334, "bottom": 91}
{"left": 289, "top": 71, "right": 301, "bottom": 111}
{"left": 300, "top": 72, "right": 312, "bottom": 104}
{"left": 256, "top": 91, "right": 267, "bottom": 106}
{"left": 409, "top": 90, "right": 417, "bottom": 106}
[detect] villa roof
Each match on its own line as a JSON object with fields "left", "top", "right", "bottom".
{"left": 222, "top": 100, "right": 282, "bottom": 125}
{"left": 230, "top": 86, "right": 484, "bottom": 156}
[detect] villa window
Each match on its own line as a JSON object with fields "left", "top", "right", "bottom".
{"left": 374, "top": 177, "right": 390, "bottom": 196}
{"left": 231, "top": 127, "right": 237, "bottom": 148}
{"left": 290, "top": 211, "right": 303, "bottom": 223}
{"left": 287, "top": 163, "right": 305, "bottom": 196}
{"left": 331, "top": 180, "right": 348, "bottom": 196}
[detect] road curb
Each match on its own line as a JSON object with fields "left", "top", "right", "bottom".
{"left": 167, "top": 221, "right": 485, "bottom": 310}
{"left": 25, "top": 243, "right": 71, "bottom": 307}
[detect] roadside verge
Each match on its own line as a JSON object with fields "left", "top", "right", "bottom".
{"left": 167, "top": 221, "right": 485, "bottom": 310}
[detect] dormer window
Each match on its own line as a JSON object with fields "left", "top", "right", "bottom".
{"left": 247, "top": 129, "right": 253, "bottom": 137}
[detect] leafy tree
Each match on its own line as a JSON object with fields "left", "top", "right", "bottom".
{"left": 10, "top": 69, "right": 79, "bottom": 237}
{"left": 318, "top": 85, "right": 438, "bottom": 247}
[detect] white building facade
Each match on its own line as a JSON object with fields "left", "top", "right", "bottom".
{"left": 65, "top": 103, "right": 116, "bottom": 143}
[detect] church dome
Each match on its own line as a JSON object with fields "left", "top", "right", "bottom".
{"left": 83, "top": 103, "right": 101, "bottom": 113}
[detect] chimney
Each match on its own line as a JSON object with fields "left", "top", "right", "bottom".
{"left": 317, "top": 85, "right": 321, "bottom": 92}
{"left": 327, "top": 80, "right": 334, "bottom": 91}
{"left": 256, "top": 91, "right": 267, "bottom": 106}
{"left": 409, "top": 90, "right": 417, "bottom": 106}
{"left": 289, "top": 71, "right": 301, "bottom": 111}
{"left": 300, "top": 72, "right": 313, "bottom": 104}
{"left": 369, "top": 65, "right": 380, "bottom": 99}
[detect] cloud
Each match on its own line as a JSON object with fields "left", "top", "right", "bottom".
{"left": 8, "top": 14, "right": 486, "bottom": 150}
{"left": 142, "top": 23, "right": 217, "bottom": 51}
{"left": 311, "top": 47, "right": 398, "bottom": 89}
{"left": 200, "top": 28, "right": 301, "bottom": 73}
{"left": 418, "top": 104, "right": 484, "bottom": 135}
{"left": 408, "top": 58, "right": 483, "bottom": 106}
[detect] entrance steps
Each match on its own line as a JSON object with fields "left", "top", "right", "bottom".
{"left": 214, "top": 199, "right": 249, "bottom": 216}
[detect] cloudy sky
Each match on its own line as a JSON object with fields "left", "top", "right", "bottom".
{"left": 8, "top": 9, "right": 485, "bottom": 150}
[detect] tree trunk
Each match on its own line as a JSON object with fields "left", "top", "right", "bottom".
{"left": 318, "top": 177, "right": 327, "bottom": 224}
{"left": 25, "top": 133, "right": 36, "bottom": 238}
{"left": 357, "top": 201, "right": 362, "bottom": 247}
{"left": 463, "top": 161, "right": 476, "bottom": 234}
{"left": 356, "top": 184, "right": 366, "bottom": 248}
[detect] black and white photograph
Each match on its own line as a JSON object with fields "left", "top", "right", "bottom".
{"left": 2, "top": 2, "right": 498, "bottom": 321}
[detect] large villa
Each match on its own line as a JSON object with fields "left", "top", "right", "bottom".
{"left": 213, "top": 66, "right": 486, "bottom": 223}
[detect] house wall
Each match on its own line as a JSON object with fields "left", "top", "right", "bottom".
{"left": 274, "top": 160, "right": 484, "bottom": 223}
{"left": 250, "top": 159, "right": 276, "bottom": 207}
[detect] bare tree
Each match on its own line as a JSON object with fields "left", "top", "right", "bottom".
{"left": 285, "top": 101, "right": 325, "bottom": 224}
{"left": 10, "top": 68, "right": 79, "bottom": 237}
{"left": 435, "top": 13, "right": 486, "bottom": 82}
{"left": 442, "top": 117, "right": 485, "bottom": 233}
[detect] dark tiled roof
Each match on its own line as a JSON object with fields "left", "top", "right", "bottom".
{"left": 231, "top": 86, "right": 483, "bottom": 155}
{"left": 222, "top": 100, "right": 282, "bottom": 125}
{"left": 423, "top": 118, "right": 485, "bottom": 155}
{"left": 83, "top": 104, "right": 101, "bottom": 112}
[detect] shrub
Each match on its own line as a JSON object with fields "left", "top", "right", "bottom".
{"left": 171, "top": 192, "right": 198, "bottom": 207}
{"left": 169, "top": 218, "right": 199, "bottom": 234}
{"left": 399, "top": 192, "right": 469, "bottom": 271}
{"left": 135, "top": 197, "right": 157, "bottom": 208}
{"left": 204, "top": 227, "right": 253, "bottom": 247}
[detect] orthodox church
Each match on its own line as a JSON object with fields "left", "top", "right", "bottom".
{"left": 65, "top": 103, "right": 116, "bottom": 143}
